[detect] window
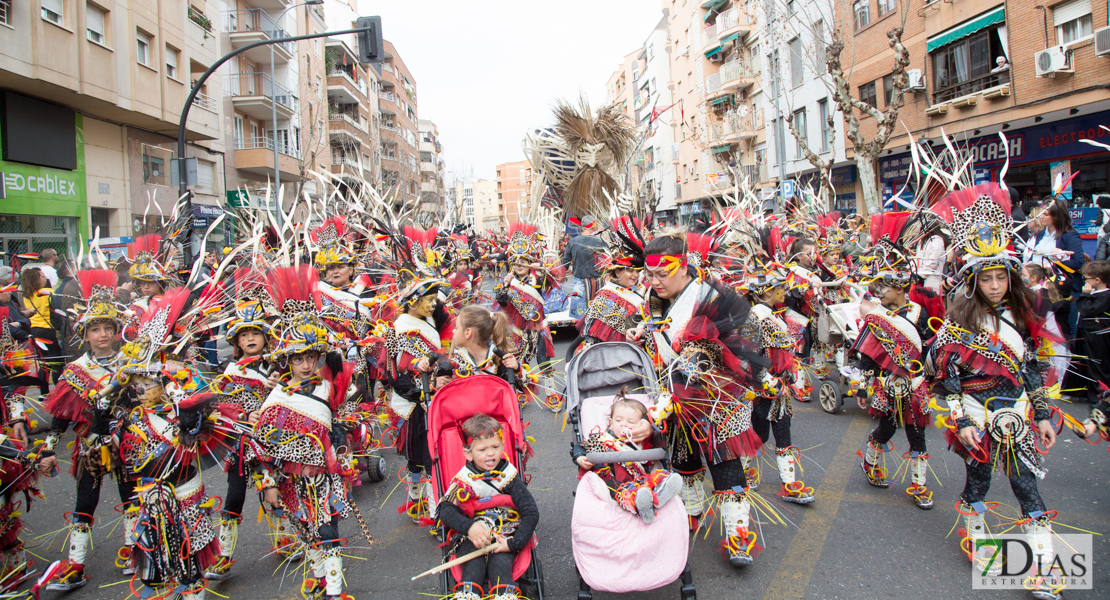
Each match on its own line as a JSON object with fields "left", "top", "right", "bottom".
{"left": 877, "top": 0, "right": 896, "bottom": 17}
{"left": 1054, "top": 0, "right": 1093, "bottom": 44}
{"left": 818, "top": 99, "right": 831, "bottom": 152}
{"left": 234, "top": 116, "right": 244, "bottom": 145}
{"left": 136, "top": 30, "right": 152, "bottom": 66}
{"left": 166, "top": 46, "right": 179, "bottom": 79}
{"left": 0, "top": 0, "right": 11, "bottom": 27}
{"left": 814, "top": 20, "right": 826, "bottom": 72}
{"left": 90, "top": 208, "right": 111, "bottom": 236}
{"left": 793, "top": 109, "right": 807, "bottom": 157}
{"left": 883, "top": 74, "right": 895, "bottom": 106}
{"left": 196, "top": 160, "right": 214, "bottom": 194}
{"left": 853, "top": 0, "right": 870, "bottom": 30}
{"left": 87, "top": 4, "right": 106, "bottom": 44}
{"left": 141, "top": 145, "right": 172, "bottom": 186}
{"left": 931, "top": 27, "right": 1006, "bottom": 103}
{"left": 42, "top": 0, "right": 64, "bottom": 24}
{"left": 859, "top": 81, "right": 877, "bottom": 109}
{"left": 787, "top": 0, "right": 796, "bottom": 14}
{"left": 789, "top": 38, "right": 803, "bottom": 87}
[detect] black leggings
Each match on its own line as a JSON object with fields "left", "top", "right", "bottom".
{"left": 869, "top": 416, "right": 927, "bottom": 453}
{"left": 406, "top": 404, "right": 430, "bottom": 474}
{"left": 457, "top": 539, "right": 516, "bottom": 589}
{"left": 29, "top": 326, "right": 61, "bottom": 391}
{"left": 961, "top": 460, "right": 1047, "bottom": 517}
{"left": 751, "top": 399, "right": 792, "bottom": 448}
{"left": 74, "top": 471, "right": 136, "bottom": 524}
{"left": 225, "top": 452, "right": 248, "bottom": 516}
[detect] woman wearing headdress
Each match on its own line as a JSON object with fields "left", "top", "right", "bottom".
{"left": 625, "top": 232, "right": 767, "bottom": 569}
{"left": 929, "top": 190, "right": 1062, "bottom": 600}
{"left": 253, "top": 265, "right": 357, "bottom": 600}
{"left": 312, "top": 217, "right": 373, "bottom": 343}
{"left": 36, "top": 269, "right": 137, "bottom": 592}
{"left": 495, "top": 223, "right": 556, "bottom": 397}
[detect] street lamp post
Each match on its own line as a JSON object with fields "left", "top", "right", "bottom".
{"left": 269, "top": 0, "right": 324, "bottom": 228}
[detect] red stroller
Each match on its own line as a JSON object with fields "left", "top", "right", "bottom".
{"left": 427, "top": 374, "right": 546, "bottom": 599}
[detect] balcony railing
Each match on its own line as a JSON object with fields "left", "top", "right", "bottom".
{"left": 716, "top": 8, "right": 754, "bottom": 32}
{"left": 235, "top": 136, "right": 300, "bottom": 158}
{"left": 192, "top": 91, "right": 218, "bottom": 112}
{"left": 223, "top": 72, "right": 297, "bottom": 111}
{"left": 329, "top": 68, "right": 367, "bottom": 97}
{"left": 222, "top": 9, "right": 293, "bottom": 54}
{"left": 933, "top": 72, "right": 1010, "bottom": 105}
{"left": 705, "top": 72, "right": 721, "bottom": 95}
{"left": 329, "top": 112, "right": 366, "bottom": 133}
{"left": 188, "top": 5, "right": 213, "bottom": 33}
{"left": 708, "top": 111, "right": 764, "bottom": 142}
{"left": 378, "top": 90, "right": 397, "bottom": 103}
{"left": 705, "top": 23, "right": 718, "bottom": 40}
{"left": 719, "top": 58, "right": 758, "bottom": 84}
{"left": 381, "top": 63, "right": 394, "bottom": 74}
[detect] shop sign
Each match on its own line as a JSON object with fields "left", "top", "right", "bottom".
{"left": 1069, "top": 207, "right": 1100, "bottom": 237}
{"left": 0, "top": 115, "right": 85, "bottom": 203}
{"left": 680, "top": 201, "right": 701, "bottom": 215}
{"left": 1049, "top": 161, "right": 1072, "bottom": 200}
{"left": 973, "top": 168, "right": 992, "bottom": 184}
{"left": 831, "top": 166, "right": 856, "bottom": 186}
{"left": 834, "top": 192, "right": 857, "bottom": 214}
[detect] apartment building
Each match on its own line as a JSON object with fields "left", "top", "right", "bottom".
{"left": 418, "top": 119, "right": 444, "bottom": 218}
{"left": 324, "top": 38, "right": 378, "bottom": 193}
{"left": 474, "top": 179, "right": 499, "bottom": 231}
{"left": 605, "top": 50, "right": 648, "bottom": 212}
{"left": 760, "top": 0, "right": 851, "bottom": 210}
{"left": 663, "top": 0, "right": 769, "bottom": 225}
{"left": 0, "top": 0, "right": 228, "bottom": 258}
{"left": 632, "top": 17, "right": 679, "bottom": 222}
{"left": 378, "top": 40, "right": 420, "bottom": 210}
{"left": 839, "top": 0, "right": 1110, "bottom": 214}
{"left": 496, "top": 160, "right": 531, "bottom": 226}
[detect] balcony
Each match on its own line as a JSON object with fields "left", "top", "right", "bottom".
{"left": 378, "top": 90, "right": 397, "bottom": 104}
{"left": 708, "top": 110, "right": 764, "bottom": 145}
{"left": 222, "top": 9, "right": 293, "bottom": 63}
{"left": 716, "top": 8, "right": 755, "bottom": 41}
{"left": 223, "top": 72, "right": 296, "bottom": 120}
{"left": 248, "top": 0, "right": 293, "bottom": 10}
{"left": 234, "top": 136, "right": 300, "bottom": 180}
{"left": 327, "top": 69, "right": 368, "bottom": 103}
{"left": 717, "top": 58, "right": 758, "bottom": 93}
{"left": 328, "top": 113, "right": 370, "bottom": 146}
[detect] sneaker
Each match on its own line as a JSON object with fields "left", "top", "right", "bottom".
{"left": 45, "top": 562, "right": 87, "bottom": 592}
{"left": 780, "top": 482, "right": 815, "bottom": 505}
{"left": 653, "top": 473, "right": 683, "bottom": 509}
{"left": 204, "top": 556, "right": 235, "bottom": 580}
{"left": 861, "top": 461, "right": 889, "bottom": 488}
{"left": 634, "top": 487, "right": 656, "bottom": 524}
{"left": 451, "top": 582, "right": 483, "bottom": 600}
{"left": 116, "top": 546, "right": 136, "bottom": 576}
{"left": 301, "top": 577, "right": 326, "bottom": 600}
{"left": 724, "top": 529, "right": 755, "bottom": 567}
{"left": 907, "top": 484, "right": 934, "bottom": 510}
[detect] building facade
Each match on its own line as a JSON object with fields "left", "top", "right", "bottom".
{"left": 496, "top": 160, "right": 531, "bottom": 226}
{"left": 418, "top": 118, "right": 444, "bottom": 220}
{"left": 838, "top": 0, "right": 1110, "bottom": 214}
{"left": 1, "top": 0, "right": 229, "bottom": 259}
{"left": 378, "top": 40, "right": 419, "bottom": 210}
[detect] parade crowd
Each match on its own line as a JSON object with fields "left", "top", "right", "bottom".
{"left": 0, "top": 177, "right": 1108, "bottom": 600}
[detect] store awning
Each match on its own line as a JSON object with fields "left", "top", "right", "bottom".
{"left": 927, "top": 6, "right": 1005, "bottom": 52}
{"left": 709, "top": 95, "right": 733, "bottom": 106}
{"left": 720, "top": 32, "right": 740, "bottom": 45}
{"left": 705, "top": 45, "right": 723, "bottom": 58}
{"left": 701, "top": 0, "right": 729, "bottom": 10}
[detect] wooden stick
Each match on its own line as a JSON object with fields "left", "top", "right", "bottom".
{"left": 410, "top": 543, "right": 498, "bottom": 581}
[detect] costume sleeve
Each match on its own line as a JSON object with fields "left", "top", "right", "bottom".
{"left": 1076, "top": 292, "right": 1110, "bottom": 317}
{"left": 1060, "top": 232, "right": 1085, "bottom": 273}
{"left": 506, "top": 477, "right": 539, "bottom": 553}
{"left": 1022, "top": 337, "right": 1051, "bottom": 422}
{"left": 437, "top": 502, "right": 474, "bottom": 537}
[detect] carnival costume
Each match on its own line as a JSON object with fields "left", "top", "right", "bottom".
{"left": 495, "top": 224, "right": 555, "bottom": 375}
{"left": 638, "top": 237, "right": 767, "bottom": 568}
{"left": 253, "top": 265, "right": 356, "bottom": 600}
{"left": 570, "top": 430, "right": 682, "bottom": 523}
{"left": 928, "top": 188, "right": 1062, "bottom": 600}
{"left": 0, "top": 334, "right": 44, "bottom": 592}
{"left": 573, "top": 217, "right": 646, "bottom": 355}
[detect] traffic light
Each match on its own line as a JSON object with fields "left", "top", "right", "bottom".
{"left": 356, "top": 16, "right": 383, "bottom": 64}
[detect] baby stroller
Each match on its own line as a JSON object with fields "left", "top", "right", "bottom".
{"left": 426, "top": 374, "right": 546, "bottom": 599}
{"left": 810, "top": 300, "right": 862, "bottom": 414}
{"left": 564, "top": 342, "right": 696, "bottom": 600}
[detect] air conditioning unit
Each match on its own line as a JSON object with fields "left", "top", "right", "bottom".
{"left": 1096, "top": 26, "right": 1110, "bottom": 56}
{"left": 1035, "top": 46, "right": 1072, "bottom": 77}
{"left": 709, "top": 53, "right": 724, "bottom": 63}
{"left": 907, "top": 69, "right": 926, "bottom": 90}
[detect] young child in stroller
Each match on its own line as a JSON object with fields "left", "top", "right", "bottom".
{"left": 571, "top": 391, "right": 683, "bottom": 524}
{"left": 438, "top": 414, "right": 539, "bottom": 600}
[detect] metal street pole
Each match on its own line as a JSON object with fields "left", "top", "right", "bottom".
{"left": 269, "top": 1, "right": 321, "bottom": 228}
{"left": 176, "top": 23, "right": 373, "bottom": 268}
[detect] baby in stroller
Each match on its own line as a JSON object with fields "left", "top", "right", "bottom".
{"left": 438, "top": 414, "right": 540, "bottom": 600}
{"left": 571, "top": 391, "right": 683, "bottom": 524}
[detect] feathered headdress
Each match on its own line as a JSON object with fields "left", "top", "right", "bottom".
{"left": 743, "top": 255, "right": 787, "bottom": 296}
{"left": 607, "top": 216, "right": 646, "bottom": 270}
{"left": 74, "top": 269, "right": 122, "bottom": 336}
{"left": 120, "top": 287, "right": 193, "bottom": 374}
{"left": 127, "top": 234, "right": 171, "bottom": 283}
{"left": 395, "top": 226, "right": 449, "bottom": 306}
{"left": 686, "top": 232, "right": 717, "bottom": 272}
{"left": 946, "top": 184, "right": 1017, "bottom": 279}
{"left": 311, "top": 216, "right": 356, "bottom": 271}
{"left": 450, "top": 234, "right": 472, "bottom": 262}
{"left": 225, "top": 300, "right": 272, "bottom": 343}
{"left": 266, "top": 265, "right": 328, "bottom": 361}
{"left": 553, "top": 97, "right": 635, "bottom": 219}
{"left": 507, "top": 223, "right": 538, "bottom": 262}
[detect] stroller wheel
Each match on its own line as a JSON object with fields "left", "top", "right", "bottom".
{"left": 365, "top": 455, "right": 386, "bottom": 483}
{"left": 817, "top": 380, "right": 842, "bottom": 414}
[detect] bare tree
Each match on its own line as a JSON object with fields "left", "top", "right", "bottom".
{"left": 767, "top": 0, "right": 911, "bottom": 213}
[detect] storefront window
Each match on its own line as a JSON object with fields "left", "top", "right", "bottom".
{"left": 0, "top": 215, "right": 78, "bottom": 265}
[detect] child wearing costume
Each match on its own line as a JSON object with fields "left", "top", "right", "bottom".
{"left": 438, "top": 414, "right": 539, "bottom": 600}
{"left": 572, "top": 216, "right": 646, "bottom": 357}
{"left": 449, "top": 306, "right": 520, "bottom": 382}
{"left": 253, "top": 265, "right": 356, "bottom": 600}
{"left": 571, "top": 394, "right": 682, "bottom": 524}
{"left": 494, "top": 224, "right": 555, "bottom": 391}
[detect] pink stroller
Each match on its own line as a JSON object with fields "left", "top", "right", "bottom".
{"left": 565, "top": 342, "right": 696, "bottom": 599}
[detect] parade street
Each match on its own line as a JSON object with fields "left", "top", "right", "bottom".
{"left": 19, "top": 328, "right": 1109, "bottom": 600}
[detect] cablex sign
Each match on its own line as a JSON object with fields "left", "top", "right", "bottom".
{"left": 0, "top": 172, "right": 80, "bottom": 197}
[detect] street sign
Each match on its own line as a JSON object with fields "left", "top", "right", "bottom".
{"left": 781, "top": 180, "right": 796, "bottom": 200}
{"left": 760, "top": 187, "right": 776, "bottom": 200}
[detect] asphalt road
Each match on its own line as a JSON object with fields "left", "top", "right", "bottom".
{"left": 19, "top": 329, "right": 1110, "bottom": 600}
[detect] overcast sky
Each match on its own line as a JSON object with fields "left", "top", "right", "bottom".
{"left": 358, "top": 0, "right": 665, "bottom": 181}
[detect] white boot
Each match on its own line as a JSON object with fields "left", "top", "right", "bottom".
{"left": 720, "top": 495, "right": 754, "bottom": 567}
{"left": 120, "top": 510, "right": 139, "bottom": 575}
{"left": 1025, "top": 514, "right": 1062, "bottom": 600}
{"left": 907, "top": 453, "right": 933, "bottom": 509}
{"left": 777, "top": 447, "right": 814, "bottom": 504}
{"left": 181, "top": 583, "right": 206, "bottom": 600}
{"left": 679, "top": 475, "right": 707, "bottom": 519}
{"left": 861, "top": 440, "right": 890, "bottom": 487}
{"left": 423, "top": 478, "right": 437, "bottom": 521}
{"left": 739, "top": 456, "right": 759, "bottom": 492}
{"left": 962, "top": 502, "right": 999, "bottom": 576}
{"left": 45, "top": 523, "right": 91, "bottom": 591}
{"left": 204, "top": 513, "right": 240, "bottom": 580}
{"left": 323, "top": 550, "right": 344, "bottom": 598}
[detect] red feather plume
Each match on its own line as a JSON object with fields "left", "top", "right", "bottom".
{"left": 310, "top": 216, "right": 349, "bottom": 243}
{"left": 76, "top": 269, "right": 117, "bottom": 300}
{"left": 139, "top": 287, "right": 193, "bottom": 339}
{"left": 930, "top": 183, "right": 1012, "bottom": 224}
{"left": 403, "top": 226, "right": 439, "bottom": 251}
{"left": 686, "top": 232, "right": 716, "bottom": 265}
{"left": 265, "top": 265, "right": 322, "bottom": 312}
{"left": 869, "top": 211, "right": 912, "bottom": 246}
{"left": 234, "top": 267, "right": 267, "bottom": 296}
{"left": 508, "top": 223, "right": 537, "bottom": 238}
{"left": 127, "top": 234, "right": 162, "bottom": 259}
